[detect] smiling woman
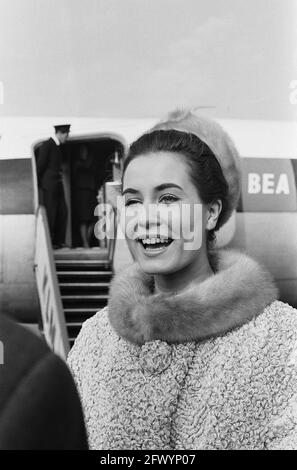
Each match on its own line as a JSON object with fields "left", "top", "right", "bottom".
{"left": 120, "top": 123, "right": 233, "bottom": 290}
{"left": 68, "top": 109, "right": 297, "bottom": 450}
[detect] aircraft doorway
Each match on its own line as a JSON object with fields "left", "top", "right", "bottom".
{"left": 35, "top": 136, "right": 124, "bottom": 250}
{"left": 66, "top": 137, "right": 123, "bottom": 248}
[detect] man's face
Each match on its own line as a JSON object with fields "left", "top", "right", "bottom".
{"left": 57, "top": 131, "right": 69, "bottom": 144}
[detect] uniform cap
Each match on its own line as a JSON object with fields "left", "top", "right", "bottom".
{"left": 54, "top": 124, "right": 71, "bottom": 133}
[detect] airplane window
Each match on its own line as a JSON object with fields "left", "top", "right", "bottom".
{"left": 238, "top": 158, "right": 297, "bottom": 212}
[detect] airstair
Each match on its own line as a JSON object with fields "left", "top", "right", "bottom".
{"left": 55, "top": 249, "right": 113, "bottom": 347}
{"left": 34, "top": 180, "right": 121, "bottom": 358}
{"left": 34, "top": 206, "right": 117, "bottom": 359}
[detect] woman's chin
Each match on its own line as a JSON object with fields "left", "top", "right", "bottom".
{"left": 131, "top": 240, "right": 177, "bottom": 273}
{"left": 136, "top": 256, "right": 176, "bottom": 275}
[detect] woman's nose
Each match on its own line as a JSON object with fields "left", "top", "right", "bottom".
{"left": 137, "top": 203, "right": 160, "bottom": 229}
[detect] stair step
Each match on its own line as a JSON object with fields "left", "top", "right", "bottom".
{"left": 56, "top": 260, "right": 111, "bottom": 272}
{"left": 62, "top": 294, "right": 109, "bottom": 300}
{"left": 59, "top": 282, "right": 110, "bottom": 296}
{"left": 57, "top": 272, "right": 113, "bottom": 285}
{"left": 67, "top": 323, "right": 84, "bottom": 337}
{"left": 57, "top": 271, "right": 113, "bottom": 276}
{"left": 65, "top": 309, "right": 99, "bottom": 323}
{"left": 59, "top": 282, "right": 110, "bottom": 288}
{"left": 56, "top": 259, "right": 109, "bottom": 265}
{"left": 66, "top": 322, "right": 84, "bottom": 328}
{"left": 54, "top": 248, "right": 108, "bottom": 261}
{"left": 61, "top": 295, "right": 108, "bottom": 310}
{"left": 64, "top": 308, "right": 99, "bottom": 314}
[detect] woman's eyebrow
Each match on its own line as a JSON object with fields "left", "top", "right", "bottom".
{"left": 122, "top": 183, "right": 183, "bottom": 196}
{"left": 122, "top": 187, "right": 139, "bottom": 196}
{"left": 155, "top": 183, "right": 183, "bottom": 192}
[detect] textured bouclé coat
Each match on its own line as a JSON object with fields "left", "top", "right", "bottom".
{"left": 68, "top": 250, "right": 297, "bottom": 450}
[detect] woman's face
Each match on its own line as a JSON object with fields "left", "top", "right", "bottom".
{"left": 121, "top": 151, "right": 209, "bottom": 274}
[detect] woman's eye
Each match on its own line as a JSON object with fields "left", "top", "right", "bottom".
{"left": 125, "top": 199, "right": 141, "bottom": 207}
{"left": 159, "top": 194, "right": 179, "bottom": 204}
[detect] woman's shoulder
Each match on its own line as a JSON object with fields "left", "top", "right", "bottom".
{"left": 67, "top": 306, "right": 114, "bottom": 365}
{"left": 218, "top": 300, "right": 297, "bottom": 356}
{"left": 244, "top": 300, "right": 297, "bottom": 355}
{"left": 211, "top": 300, "right": 297, "bottom": 382}
{"left": 259, "top": 300, "right": 297, "bottom": 330}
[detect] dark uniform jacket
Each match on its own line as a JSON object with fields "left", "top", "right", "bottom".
{"left": 36, "top": 138, "right": 63, "bottom": 190}
{"left": 0, "top": 314, "right": 88, "bottom": 450}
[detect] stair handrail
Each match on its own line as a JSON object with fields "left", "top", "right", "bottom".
{"left": 107, "top": 204, "right": 118, "bottom": 269}
{"left": 100, "top": 181, "right": 121, "bottom": 270}
{"left": 34, "top": 206, "right": 70, "bottom": 360}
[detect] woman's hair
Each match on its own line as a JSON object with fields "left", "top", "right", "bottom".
{"left": 122, "top": 129, "right": 229, "bottom": 269}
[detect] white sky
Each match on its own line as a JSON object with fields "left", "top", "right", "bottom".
{"left": 0, "top": 0, "right": 296, "bottom": 120}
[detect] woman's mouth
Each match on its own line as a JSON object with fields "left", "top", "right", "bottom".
{"left": 137, "top": 237, "right": 174, "bottom": 256}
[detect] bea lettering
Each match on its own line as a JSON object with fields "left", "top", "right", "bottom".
{"left": 248, "top": 173, "right": 290, "bottom": 195}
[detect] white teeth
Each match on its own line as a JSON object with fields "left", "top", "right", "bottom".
{"left": 141, "top": 237, "right": 171, "bottom": 245}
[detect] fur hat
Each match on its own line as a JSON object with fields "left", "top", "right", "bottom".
{"left": 150, "top": 109, "right": 242, "bottom": 226}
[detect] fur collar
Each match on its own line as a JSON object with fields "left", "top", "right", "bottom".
{"left": 108, "top": 250, "right": 278, "bottom": 346}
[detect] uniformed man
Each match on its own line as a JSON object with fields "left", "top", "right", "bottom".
{"left": 36, "top": 124, "right": 70, "bottom": 248}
